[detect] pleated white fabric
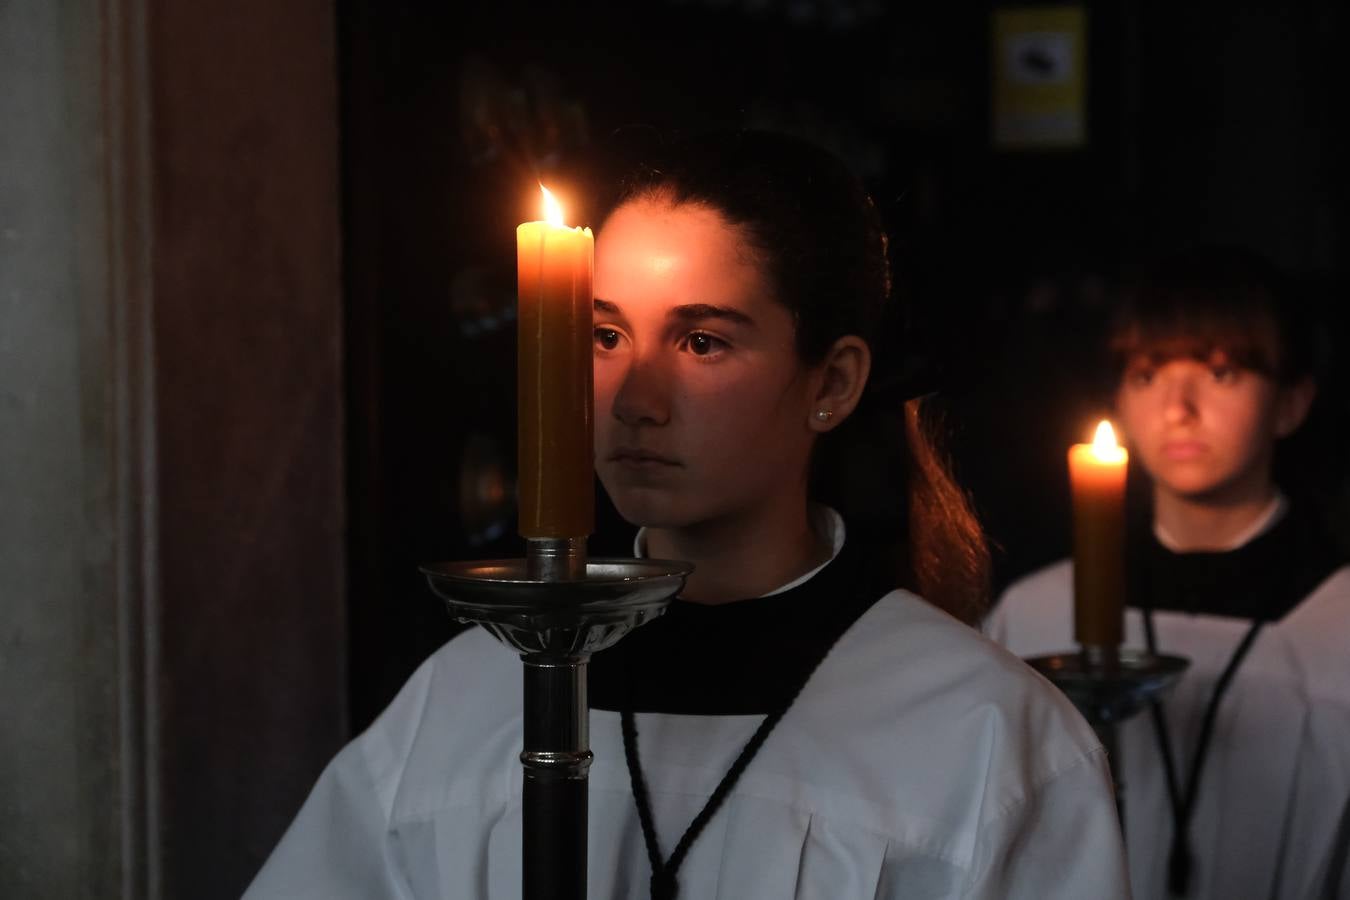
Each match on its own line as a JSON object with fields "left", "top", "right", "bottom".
{"left": 247, "top": 590, "right": 1128, "bottom": 900}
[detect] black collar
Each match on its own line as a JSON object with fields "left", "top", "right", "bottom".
{"left": 1127, "top": 502, "right": 1345, "bottom": 622}
{"left": 588, "top": 527, "right": 895, "bottom": 715}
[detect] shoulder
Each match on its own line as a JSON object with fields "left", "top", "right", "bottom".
{"left": 1285, "top": 563, "right": 1350, "bottom": 620}
{"left": 1276, "top": 565, "right": 1350, "bottom": 706}
{"left": 872, "top": 590, "right": 1094, "bottom": 750}
{"left": 801, "top": 589, "right": 1107, "bottom": 824}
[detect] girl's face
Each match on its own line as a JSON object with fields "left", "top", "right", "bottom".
{"left": 1115, "top": 350, "right": 1301, "bottom": 501}
{"left": 592, "top": 200, "right": 818, "bottom": 528}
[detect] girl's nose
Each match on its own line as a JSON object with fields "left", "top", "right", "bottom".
{"left": 610, "top": 353, "right": 671, "bottom": 427}
{"left": 1161, "top": 374, "right": 1199, "bottom": 425}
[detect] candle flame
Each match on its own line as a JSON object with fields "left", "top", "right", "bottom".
{"left": 1090, "top": 420, "right": 1127, "bottom": 463}
{"left": 540, "top": 184, "right": 565, "bottom": 227}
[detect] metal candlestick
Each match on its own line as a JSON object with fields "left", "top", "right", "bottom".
{"left": 1026, "top": 645, "right": 1188, "bottom": 825}
{"left": 421, "top": 540, "right": 691, "bottom": 900}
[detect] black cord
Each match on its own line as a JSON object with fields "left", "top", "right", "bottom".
{"left": 1143, "top": 613, "right": 1186, "bottom": 821}
{"left": 621, "top": 628, "right": 849, "bottom": 900}
{"left": 1143, "top": 608, "right": 1266, "bottom": 896}
{"left": 621, "top": 709, "right": 666, "bottom": 886}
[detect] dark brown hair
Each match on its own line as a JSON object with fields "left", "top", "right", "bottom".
{"left": 1110, "top": 246, "right": 1317, "bottom": 386}
{"left": 607, "top": 130, "right": 990, "bottom": 623}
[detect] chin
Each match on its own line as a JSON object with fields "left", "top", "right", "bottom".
{"left": 603, "top": 480, "right": 735, "bottom": 532}
{"left": 1157, "top": 473, "right": 1238, "bottom": 502}
{"left": 603, "top": 485, "right": 691, "bottom": 530}
{"left": 1147, "top": 457, "right": 1217, "bottom": 496}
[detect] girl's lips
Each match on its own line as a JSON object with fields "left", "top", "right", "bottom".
{"left": 1162, "top": 440, "right": 1208, "bottom": 460}
{"left": 608, "top": 449, "right": 682, "bottom": 467}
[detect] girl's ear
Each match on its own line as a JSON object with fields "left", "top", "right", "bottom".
{"left": 807, "top": 335, "right": 871, "bottom": 432}
{"left": 1274, "top": 377, "right": 1316, "bottom": 438}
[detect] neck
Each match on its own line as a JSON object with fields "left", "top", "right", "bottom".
{"left": 1152, "top": 479, "right": 1281, "bottom": 552}
{"left": 644, "top": 490, "right": 831, "bottom": 605}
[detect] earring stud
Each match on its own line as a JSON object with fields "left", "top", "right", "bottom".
{"left": 815, "top": 409, "right": 833, "bottom": 422}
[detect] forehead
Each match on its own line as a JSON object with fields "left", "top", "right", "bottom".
{"left": 594, "top": 201, "right": 768, "bottom": 312}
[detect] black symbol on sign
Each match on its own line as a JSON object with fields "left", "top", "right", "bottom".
{"left": 1019, "top": 46, "right": 1059, "bottom": 76}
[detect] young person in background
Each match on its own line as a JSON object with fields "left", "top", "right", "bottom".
{"left": 990, "top": 247, "right": 1350, "bottom": 900}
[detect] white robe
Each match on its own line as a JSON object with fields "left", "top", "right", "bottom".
{"left": 246, "top": 591, "right": 1129, "bottom": 899}
{"left": 988, "top": 561, "right": 1350, "bottom": 900}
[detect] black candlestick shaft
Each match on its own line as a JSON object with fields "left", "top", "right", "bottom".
{"left": 523, "top": 774, "right": 587, "bottom": 900}
{"left": 521, "top": 658, "right": 591, "bottom": 900}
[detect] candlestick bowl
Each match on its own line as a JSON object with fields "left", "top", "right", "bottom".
{"left": 420, "top": 555, "right": 690, "bottom": 900}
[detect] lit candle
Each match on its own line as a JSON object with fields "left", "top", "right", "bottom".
{"left": 1068, "top": 420, "right": 1128, "bottom": 648}
{"left": 517, "top": 185, "right": 594, "bottom": 540}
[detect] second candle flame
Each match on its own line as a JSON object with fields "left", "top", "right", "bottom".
{"left": 1091, "top": 420, "right": 1127, "bottom": 463}
{"left": 540, "top": 184, "right": 565, "bottom": 227}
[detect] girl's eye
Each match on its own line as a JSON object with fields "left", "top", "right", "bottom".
{"left": 1210, "top": 365, "right": 1238, "bottom": 383}
{"left": 594, "top": 328, "right": 622, "bottom": 351}
{"left": 1126, "top": 368, "right": 1154, "bottom": 388}
{"left": 681, "top": 332, "right": 726, "bottom": 357}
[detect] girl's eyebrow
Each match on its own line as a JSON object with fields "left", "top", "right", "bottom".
{"left": 594, "top": 298, "right": 756, "bottom": 329}
{"left": 669, "top": 303, "right": 755, "bottom": 327}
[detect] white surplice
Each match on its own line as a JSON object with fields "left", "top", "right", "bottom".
{"left": 988, "top": 560, "right": 1350, "bottom": 900}
{"left": 246, "top": 516, "right": 1128, "bottom": 900}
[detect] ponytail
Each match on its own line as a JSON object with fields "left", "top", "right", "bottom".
{"left": 903, "top": 398, "right": 991, "bottom": 625}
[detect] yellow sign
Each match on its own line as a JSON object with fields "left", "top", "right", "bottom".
{"left": 991, "top": 7, "right": 1088, "bottom": 150}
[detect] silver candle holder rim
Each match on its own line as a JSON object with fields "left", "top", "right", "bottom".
{"left": 421, "top": 557, "right": 691, "bottom": 599}
{"left": 421, "top": 556, "right": 691, "bottom": 581}
{"left": 1025, "top": 648, "right": 1189, "bottom": 725}
{"left": 420, "top": 557, "right": 693, "bottom": 659}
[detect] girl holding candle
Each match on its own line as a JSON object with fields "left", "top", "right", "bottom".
{"left": 247, "top": 131, "right": 1127, "bottom": 900}
{"left": 988, "top": 247, "right": 1350, "bottom": 900}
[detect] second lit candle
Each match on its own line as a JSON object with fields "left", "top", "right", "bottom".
{"left": 1068, "top": 420, "right": 1129, "bottom": 649}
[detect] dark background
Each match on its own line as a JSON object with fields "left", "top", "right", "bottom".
{"left": 337, "top": 0, "right": 1350, "bottom": 730}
